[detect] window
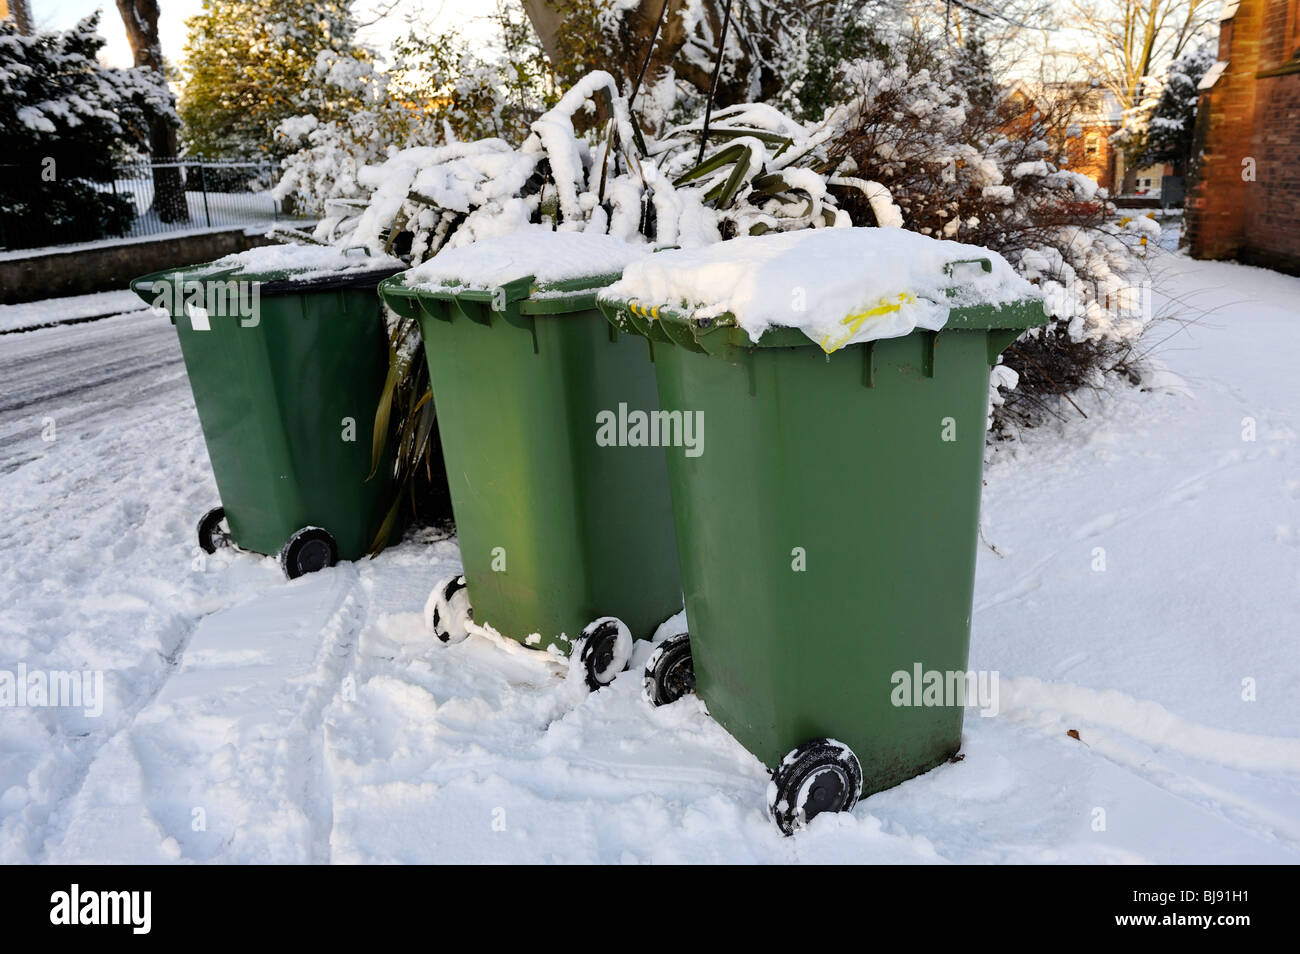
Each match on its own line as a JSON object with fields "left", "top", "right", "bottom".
{"left": 1085, "top": 134, "right": 1099, "bottom": 156}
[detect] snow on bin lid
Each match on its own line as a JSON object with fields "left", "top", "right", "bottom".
{"left": 207, "top": 243, "right": 405, "bottom": 282}
{"left": 601, "top": 228, "right": 1039, "bottom": 353}
{"left": 403, "top": 226, "right": 652, "bottom": 297}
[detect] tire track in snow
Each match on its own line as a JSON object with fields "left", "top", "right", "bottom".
{"left": 29, "top": 606, "right": 207, "bottom": 863}
{"left": 0, "top": 311, "right": 175, "bottom": 410}
{"left": 0, "top": 312, "right": 217, "bottom": 862}
{"left": 996, "top": 676, "right": 1300, "bottom": 848}
{"left": 999, "top": 676, "right": 1300, "bottom": 773}
{"left": 290, "top": 566, "right": 367, "bottom": 865}
{"left": 35, "top": 566, "right": 370, "bottom": 863}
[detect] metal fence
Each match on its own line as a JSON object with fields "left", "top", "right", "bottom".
{"left": 0, "top": 159, "right": 303, "bottom": 253}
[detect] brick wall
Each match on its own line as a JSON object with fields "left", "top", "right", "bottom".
{"left": 1187, "top": 0, "right": 1300, "bottom": 273}
{"left": 1244, "top": 72, "right": 1300, "bottom": 270}
{"left": 1002, "top": 87, "right": 1120, "bottom": 194}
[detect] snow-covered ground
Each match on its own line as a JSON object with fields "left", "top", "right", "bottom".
{"left": 0, "top": 290, "right": 145, "bottom": 334}
{"left": 122, "top": 187, "right": 282, "bottom": 240}
{"left": 0, "top": 246, "right": 1297, "bottom": 863}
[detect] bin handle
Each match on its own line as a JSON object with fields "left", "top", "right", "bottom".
{"left": 943, "top": 258, "right": 992, "bottom": 276}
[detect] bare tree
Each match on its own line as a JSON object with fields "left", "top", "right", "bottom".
{"left": 521, "top": 0, "right": 868, "bottom": 117}
{"left": 115, "top": 0, "right": 190, "bottom": 223}
{"left": 521, "top": 0, "right": 1066, "bottom": 119}
{"left": 520, "top": 0, "right": 567, "bottom": 63}
{"left": 522, "top": 0, "right": 698, "bottom": 93}
{"left": 1071, "top": 0, "right": 1212, "bottom": 104}
{"left": 895, "top": 0, "right": 1063, "bottom": 73}
{"left": 1067, "top": 0, "right": 1217, "bottom": 187}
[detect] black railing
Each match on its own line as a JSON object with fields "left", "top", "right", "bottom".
{"left": 0, "top": 159, "right": 307, "bottom": 254}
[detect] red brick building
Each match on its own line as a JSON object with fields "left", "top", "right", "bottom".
{"left": 1002, "top": 82, "right": 1133, "bottom": 196}
{"left": 1185, "top": 0, "right": 1300, "bottom": 273}
{"left": 1059, "top": 91, "right": 1125, "bottom": 193}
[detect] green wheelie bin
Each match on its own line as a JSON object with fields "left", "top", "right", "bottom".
{"left": 130, "top": 245, "right": 403, "bottom": 578}
{"left": 596, "top": 227, "right": 1048, "bottom": 833}
{"left": 378, "top": 229, "right": 683, "bottom": 691}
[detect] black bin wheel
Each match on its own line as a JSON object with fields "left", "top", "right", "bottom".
{"left": 425, "top": 574, "right": 472, "bottom": 645}
{"left": 768, "top": 739, "right": 863, "bottom": 836}
{"left": 575, "top": 616, "right": 632, "bottom": 692}
{"left": 642, "top": 632, "right": 694, "bottom": 706}
{"left": 279, "top": 526, "right": 338, "bottom": 579}
{"left": 197, "top": 506, "right": 230, "bottom": 554}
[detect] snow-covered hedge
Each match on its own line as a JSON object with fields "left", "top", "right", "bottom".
{"left": 273, "top": 54, "right": 1159, "bottom": 435}
{"left": 290, "top": 70, "right": 902, "bottom": 259}
{"left": 0, "top": 15, "right": 176, "bottom": 248}
{"left": 819, "top": 50, "right": 1161, "bottom": 429}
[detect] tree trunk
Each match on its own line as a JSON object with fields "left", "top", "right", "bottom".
{"left": 523, "top": 0, "right": 695, "bottom": 90}
{"left": 4, "top": 0, "right": 34, "bottom": 34}
{"left": 116, "top": 0, "right": 190, "bottom": 224}
{"left": 521, "top": 0, "right": 772, "bottom": 119}
{"left": 520, "top": 0, "right": 567, "bottom": 66}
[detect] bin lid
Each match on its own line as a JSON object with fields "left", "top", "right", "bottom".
{"left": 597, "top": 228, "right": 1047, "bottom": 354}
{"left": 131, "top": 244, "right": 405, "bottom": 302}
{"left": 387, "top": 226, "right": 655, "bottom": 315}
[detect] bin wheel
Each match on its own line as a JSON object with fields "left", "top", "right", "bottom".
{"left": 574, "top": 616, "right": 632, "bottom": 692}
{"left": 642, "top": 632, "right": 694, "bottom": 706}
{"left": 197, "top": 506, "right": 230, "bottom": 554}
{"left": 768, "top": 739, "right": 863, "bottom": 836}
{"left": 279, "top": 526, "right": 338, "bottom": 579}
{"left": 425, "top": 574, "right": 472, "bottom": 645}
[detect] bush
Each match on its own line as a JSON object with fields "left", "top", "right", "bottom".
{"left": 0, "top": 15, "right": 173, "bottom": 249}
{"left": 821, "top": 36, "right": 1159, "bottom": 433}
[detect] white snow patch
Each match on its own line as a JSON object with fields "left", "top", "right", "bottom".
{"left": 0, "top": 290, "right": 145, "bottom": 334}
{"left": 404, "top": 226, "right": 652, "bottom": 291}
{"left": 603, "top": 227, "right": 1037, "bottom": 350}
{"left": 209, "top": 243, "right": 403, "bottom": 279}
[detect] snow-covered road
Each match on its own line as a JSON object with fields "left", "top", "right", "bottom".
{"left": 0, "top": 250, "right": 1297, "bottom": 863}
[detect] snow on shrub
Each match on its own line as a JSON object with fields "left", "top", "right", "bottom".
{"left": 274, "top": 52, "right": 1159, "bottom": 436}
{"left": 0, "top": 14, "right": 176, "bottom": 249}
{"left": 274, "top": 5, "right": 556, "bottom": 219}
{"left": 273, "top": 51, "right": 443, "bottom": 218}
{"left": 292, "top": 69, "right": 891, "bottom": 259}
{"left": 821, "top": 45, "right": 1160, "bottom": 432}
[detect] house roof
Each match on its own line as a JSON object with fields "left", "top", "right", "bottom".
{"left": 1002, "top": 80, "right": 1123, "bottom": 125}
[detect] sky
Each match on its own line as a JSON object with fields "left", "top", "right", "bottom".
{"left": 29, "top": 1, "right": 1219, "bottom": 89}
{"left": 30, "top": 0, "right": 489, "bottom": 70}
{"left": 33, "top": 0, "right": 202, "bottom": 67}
